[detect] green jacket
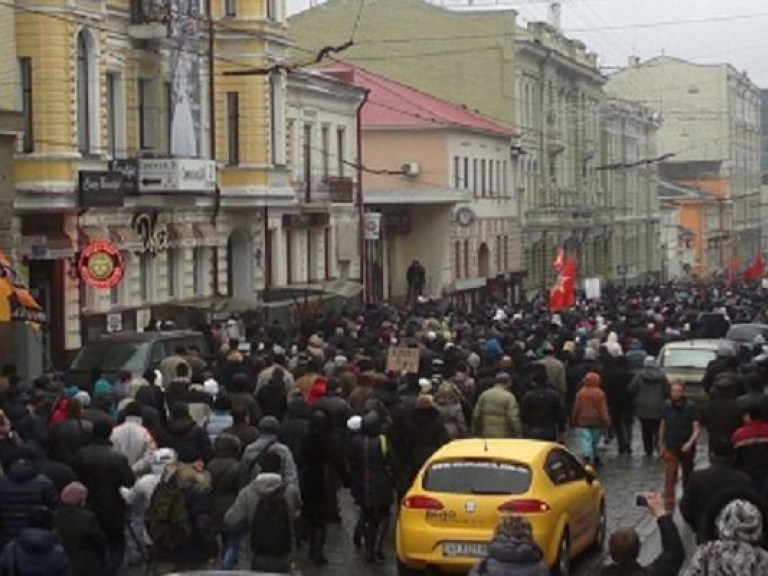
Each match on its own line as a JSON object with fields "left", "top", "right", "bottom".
{"left": 472, "top": 386, "right": 521, "bottom": 438}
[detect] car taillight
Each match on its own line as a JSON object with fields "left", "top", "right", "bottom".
{"left": 403, "top": 495, "right": 444, "bottom": 510}
{"left": 497, "top": 499, "right": 550, "bottom": 513}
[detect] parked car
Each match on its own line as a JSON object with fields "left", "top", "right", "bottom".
{"left": 657, "top": 339, "right": 723, "bottom": 400}
{"left": 66, "top": 330, "right": 209, "bottom": 390}
{"left": 396, "top": 439, "right": 605, "bottom": 575}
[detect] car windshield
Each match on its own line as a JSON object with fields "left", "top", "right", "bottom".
{"left": 727, "top": 325, "right": 767, "bottom": 343}
{"left": 422, "top": 460, "right": 531, "bottom": 495}
{"left": 661, "top": 348, "right": 716, "bottom": 370}
{"left": 70, "top": 341, "right": 150, "bottom": 373}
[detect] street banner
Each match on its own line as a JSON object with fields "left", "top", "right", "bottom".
{"left": 386, "top": 346, "right": 420, "bottom": 374}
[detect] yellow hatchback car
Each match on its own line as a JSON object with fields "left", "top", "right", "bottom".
{"left": 396, "top": 439, "right": 605, "bottom": 576}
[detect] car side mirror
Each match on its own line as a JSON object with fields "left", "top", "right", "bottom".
{"left": 584, "top": 465, "right": 596, "bottom": 485}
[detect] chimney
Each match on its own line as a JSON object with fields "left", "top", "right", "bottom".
{"left": 548, "top": 2, "right": 561, "bottom": 31}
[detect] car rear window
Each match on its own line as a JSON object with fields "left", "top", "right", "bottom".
{"left": 660, "top": 348, "right": 716, "bottom": 370}
{"left": 726, "top": 325, "right": 768, "bottom": 343}
{"left": 422, "top": 460, "right": 531, "bottom": 495}
{"left": 71, "top": 341, "right": 150, "bottom": 373}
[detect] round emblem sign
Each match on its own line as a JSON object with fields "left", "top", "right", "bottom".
{"left": 78, "top": 241, "right": 124, "bottom": 289}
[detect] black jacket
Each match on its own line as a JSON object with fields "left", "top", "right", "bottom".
{"left": 160, "top": 416, "right": 214, "bottom": 463}
{"left": 54, "top": 504, "right": 107, "bottom": 575}
{"left": 402, "top": 406, "right": 449, "bottom": 475}
{"left": 521, "top": 386, "right": 566, "bottom": 440}
{"left": 679, "top": 459, "right": 754, "bottom": 542}
{"left": 314, "top": 392, "right": 353, "bottom": 435}
{"left": 0, "top": 459, "right": 59, "bottom": 548}
{"left": 599, "top": 515, "right": 684, "bottom": 576}
{"left": 206, "top": 435, "right": 248, "bottom": 529}
{"left": 72, "top": 440, "right": 135, "bottom": 541}
{"left": 47, "top": 418, "right": 92, "bottom": 466}
{"left": 0, "top": 527, "right": 71, "bottom": 576}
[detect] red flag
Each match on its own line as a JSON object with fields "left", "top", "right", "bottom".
{"left": 552, "top": 247, "right": 565, "bottom": 273}
{"left": 743, "top": 254, "right": 765, "bottom": 281}
{"left": 550, "top": 258, "right": 577, "bottom": 312}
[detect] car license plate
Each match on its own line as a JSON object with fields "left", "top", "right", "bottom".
{"left": 442, "top": 542, "right": 488, "bottom": 557}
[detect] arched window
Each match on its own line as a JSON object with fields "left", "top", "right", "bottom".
{"left": 76, "top": 32, "right": 90, "bottom": 153}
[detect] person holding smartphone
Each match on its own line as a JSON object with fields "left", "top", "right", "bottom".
{"left": 600, "top": 491, "right": 684, "bottom": 576}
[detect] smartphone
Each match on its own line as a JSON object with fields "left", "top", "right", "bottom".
{"left": 635, "top": 494, "right": 648, "bottom": 507}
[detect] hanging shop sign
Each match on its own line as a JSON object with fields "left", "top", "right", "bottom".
{"left": 132, "top": 212, "right": 169, "bottom": 255}
{"left": 363, "top": 213, "right": 381, "bottom": 241}
{"left": 78, "top": 241, "right": 125, "bottom": 289}
{"left": 78, "top": 170, "right": 125, "bottom": 208}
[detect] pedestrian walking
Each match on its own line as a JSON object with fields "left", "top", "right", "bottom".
{"left": 472, "top": 373, "right": 522, "bottom": 438}
{"left": 628, "top": 357, "right": 670, "bottom": 457}
{"left": 571, "top": 372, "right": 610, "bottom": 466}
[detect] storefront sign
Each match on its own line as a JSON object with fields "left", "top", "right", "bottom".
{"left": 78, "top": 171, "right": 125, "bottom": 208}
{"left": 109, "top": 159, "right": 139, "bottom": 194}
{"left": 138, "top": 158, "right": 216, "bottom": 193}
{"left": 78, "top": 241, "right": 124, "bottom": 289}
{"left": 132, "top": 212, "right": 169, "bottom": 255}
{"left": 363, "top": 213, "right": 381, "bottom": 241}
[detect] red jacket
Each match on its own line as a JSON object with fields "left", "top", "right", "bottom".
{"left": 731, "top": 419, "right": 768, "bottom": 484}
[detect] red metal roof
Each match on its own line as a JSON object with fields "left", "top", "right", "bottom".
{"left": 321, "top": 62, "right": 516, "bottom": 138}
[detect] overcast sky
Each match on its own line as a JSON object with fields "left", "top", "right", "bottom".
{"left": 287, "top": 0, "right": 768, "bottom": 87}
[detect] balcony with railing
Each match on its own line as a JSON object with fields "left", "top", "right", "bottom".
{"left": 293, "top": 175, "right": 354, "bottom": 205}
{"left": 128, "top": 0, "right": 170, "bottom": 40}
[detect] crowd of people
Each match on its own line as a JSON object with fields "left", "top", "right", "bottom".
{"left": 0, "top": 282, "right": 768, "bottom": 574}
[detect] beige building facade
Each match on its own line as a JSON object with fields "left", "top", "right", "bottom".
{"left": 607, "top": 56, "right": 762, "bottom": 268}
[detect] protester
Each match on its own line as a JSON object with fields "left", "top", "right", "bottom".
{"left": 0, "top": 506, "right": 71, "bottom": 576}
{"left": 628, "top": 357, "right": 670, "bottom": 457}
{"left": 469, "top": 515, "right": 548, "bottom": 576}
{"left": 242, "top": 415, "right": 299, "bottom": 488}
{"left": 54, "top": 481, "right": 107, "bottom": 575}
{"left": 110, "top": 401, "right": 156, "bottom": 474}
{"left": 472, "top": 372, "right": 522, "bottom": 438}
{"left": 160, "top": 401, "right": 214, "bottom": 464}
{"left": 571, "top": 372, "right": 611, "bottom": 466}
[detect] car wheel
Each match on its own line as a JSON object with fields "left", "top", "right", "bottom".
{"left": 397, "top": 559, "right": 424, "bottom": 576}
{"left": 589, "top": 501, "right": 607, "bottom": 553}
{"left": 553, "top": 529, "right": 570, "bottom": 576}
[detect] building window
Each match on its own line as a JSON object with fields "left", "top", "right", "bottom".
{"left": 481, "top": 159, "right": 487, "bottom": 197}
{"left": 140, "top": 253, "right": 154, "bottom": 303}
{"left": 504, "top": 236, "right": 509, "bottom": 270}
{"left": 303, "top": 124, "right": 312, "bottom": 200}
{"left": 193, "top": 247, "right": 209, "bottom": 296}
{"left": 321, "top": 125, "right": 330, "bottom": 182}
{"left": 489, "top": 160, "right": 494, "bottom": 195}
{"left": 503, "top": 160, "right": 508, "bottom": 196}
{"left": 269, "top": 69, "right": 286, "bottom": 165}
{"left": 463, "top": 157, "right": 469, "bottom": 189}
{"left": 226, "top": 91, "right": 239, "bottom": 165}
{"left": 472, "top": 159, "right": 478, "bottom": 196}
{"left": 463, "top": 240, "right": 470, "bottom": 278}
{"left": 496, "top": 161, "right": 502, "bottom": 196}
{"left": 76, "top": 32, "right": 91, "bottom": 154}
{"left": 164, "top": 81, "right": 172, "bottom": 154}
{"left": 454, "top": 241, "right": 461, "bottom": 278}
{"left": 453, "top": 156, "right": 460, "bottom": 188}
{"left": 496, "top": 236, "right": 502, "bottom": 271}
{"left": 224, "top": 0, "right": 236, "bottom": 16}
{"left": 266, "top": 0, "right": 282, "bottom": 22}
{"left": 138, "top": 78, "right": 154, "bottom": 150}
{"left": 106, "top": 72, "right": 126, "bottom": 159}
{"left": 18, "top": 58, "right": 33, "bottom": 153}
{"left": 167, "top": 250, "right": 179, "bottom": 298}
{"left": 336, "top": 128, "right": 345, "bottom": 176}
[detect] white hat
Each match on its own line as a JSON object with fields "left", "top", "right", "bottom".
{"left": 73, "top": 390, "right": 91, "bottom": 407}
{"left": 347, "top": 415, "right": 362, "bottom": 431}
{"left": 419, "top": 378, "right": 432, "bottom": 394}
{"left": 203, "top": 378, "right": 219, "bottom": 397}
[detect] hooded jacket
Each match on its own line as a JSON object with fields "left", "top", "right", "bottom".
{"left": 0, "top": 528, "right": 71, "bottom": 576}
{"left": 628, "top": 366, "right": 670, "bottom": 420}
{"left": 685, "top": 498, "right": 768, "bottom": 575}
{"left": 222, "top": 472, "right": 301, "bottom": 536}
{"left": 468, "top": 535, "right": 549, "bottom": 576}
{"left": 472, "top": 385, "right": 522, "bottom": 438}
{"left": 160, "top": 416, "right": 214, "bottom": 463}
{"left": 0, "top": 459, "right": 59, "bottom": 547}
{"left": 701, "top": 375, "right": 744, "bottom": 447}
{"left": 241, "top": 434, "right": 299, "bottom": 489}
{"left": 54, "top": 504, "right": 106, "bottom": 575}
{"left": 110, "top": 415, "right": 156, "bottom": 471}
{"left": 206, "top": 434, "right": 249, "bottom": 528}
{"left": 571, "top": 376, "right": 610, "bottom": 428}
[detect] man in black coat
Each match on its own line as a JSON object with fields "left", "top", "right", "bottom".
{"left": 73, "top": 419, "right": 135, "bottom": 576}
{"left": 679, "top": 438, "right": 753, "bottom": 543}
{"left": 160, "top": 401, "right": 214, "bottom": 463}
{"left": 520, "top": 365, "right": 566, "bottom": 442}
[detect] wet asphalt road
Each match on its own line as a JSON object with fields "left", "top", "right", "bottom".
{"left": 130, "top": 427, "right": 704, "bottom": 575}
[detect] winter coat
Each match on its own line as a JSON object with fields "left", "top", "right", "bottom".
{"left": 347, "top": 433, "right": 397, "bottom": 508}
{"left": 520, "top": 386, "right": 566, "bottom": 441}
{"left": 206, "top": 435, "right": 249, "bottom": 529}
{"left": 701, "top": 356, "right": 739, "bottom": 394}
{"left": 0, "top": 528, "right": 71, "bottom": 576}
{"left": 602, "top": 358, "right": 635, "bottom": 415}
{"left": 47, "top": 418, "right": 92, "bottom": 466}
{"left": 600, "top": 515, "right": 684, "bottom": 576}
{"left": 314, "top": 392, "right": 353, "bottom": 434}
{"left": 228, "top": 391, "right": 262, "bottom": 428}
{"left": 241, "top": 434, "right": 299, "bottom": 489}
{"left": 160, "top": 416, "right": 214, "bottom": 463}
{"left": 571, "top": 381, "right": 610, "bottom": 428}
{"left": 536, "top": 355, "right": 566, "bottom": 397}
{"left": 628, "top": 367, "right": 670, "bottom": 420}
{"left": 468, "top": 535, "right": 549, "bottom": 576}
{"left": 679, "top": 460, "right": 754, "bottom": 542}
{"left": 299, "top": 426, "right": 347, "bottom": 525}
{"left": 472, "top": 386, "right": 522, "bottom": 438}
{"left": 434, "top": 396, "right": 468, "bottom": 440}
{"left": 221, "top": 423, "right": 259, "bottom": 457}
{"left": 700, "top": 376, "right": 743, "bottom": 447}
{"left": 110, "top": 416, "right": 155, "bottom": 471}
{"left": 402, "top": 406, "right": 449, "bottom": 475}
{"left": 222, "top": 472, "right": 301, "bottom": 534}
{"left": 278, "top": 401, "right": 312, "bottom": 469}
{"left": 54, "top": 504, "right": 107, "bottom": 575}
{"left": 0, "top": 459, "right": 59, "bottom": 548}
{"left": 732, "top": 419, "right": 768, "bottom": 486}
{"left": 72, "top": 440, "right": 135, "bottom": 541}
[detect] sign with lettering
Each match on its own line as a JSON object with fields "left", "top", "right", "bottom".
{"left": 132, "top": 212, "right": 169, "bottom": 255}
{"left": 78, "top": 241, "right": 124, "bottom": 289}
{"left": 109, "top": 159, "right": 139, "bottom": 194}
{"left": 138, "top": 158, "right": 216, "bottom": 192}
{"left": 386, "top": 346, "right": 420, "bottom": 374}
{"left": 78, "top": 171, "right": 125, "bottom": 208}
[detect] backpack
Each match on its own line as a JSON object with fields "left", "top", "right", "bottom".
{"left": 145, "top": 470, "right": 195, "bottom": 550}
{"left": 248, "top": 439, "right": 280, "bottom": 477}
{"left": 250, "top": 486, "right": 292, "bottom": 556}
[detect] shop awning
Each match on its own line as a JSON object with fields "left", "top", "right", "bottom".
{"left": 192, "top": 223, "right": 223, "bottom": 247}
{"left": 0, "top": 249, "right": 46, "bottom": 324}
{"left": 167, "top": 223, "right": 195, "bottom": 248}
{"left": 79, "top": 226, "right": 109, "bottom": 245}
{"left": 110, "top": 226, "right": 142, "bottom": 249}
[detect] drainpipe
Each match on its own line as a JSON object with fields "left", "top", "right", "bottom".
{"left": 356, "top": 88, "right": 370, "bottom": 304}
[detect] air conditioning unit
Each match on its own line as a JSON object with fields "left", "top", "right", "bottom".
{"left": 401, "top": 162, "right": 420, "bottom": 177}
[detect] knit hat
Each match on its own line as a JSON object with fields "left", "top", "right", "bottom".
{"left": 60, "top": 481, "right": 88, "bottom": 507}
{"left": 258, "top": 415, "right": 280, "bottom": 435}
{"left": 73, "top": 390, "right": 91, "bottom": 407}
{"left": 93, "top": 379, "right": 112, "bottom": 397}
{"left": 717, "top": 499, "right": 764, "bottom": 543}
{"left": 64, "top": 385, "right": 80, "bottom": 398}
